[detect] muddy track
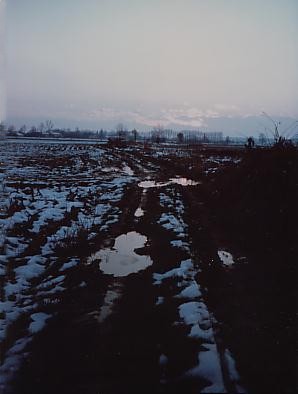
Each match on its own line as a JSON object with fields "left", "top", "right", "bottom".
{"left": 1, "top": 143, "right": 249, "bottom": 394}
{"left": 10, "top": 182, "right": 202, "bottom": 393}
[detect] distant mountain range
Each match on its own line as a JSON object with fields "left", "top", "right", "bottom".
{"left": 5, "top": 115, "right": 297, "bottom": 138}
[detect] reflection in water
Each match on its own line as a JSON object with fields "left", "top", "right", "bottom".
{"left": 89, "top": 231, "right": 152, "bottom": 277}
{"left": 138, "top": 180, "right": 163, "bottom": 188}
{"left": 134, "top": 207, "right": 144, "bottom": 217}
{"left": 138, "top": 177, "right": 199, "bottom": 188}
{"left": 97, "top": 282, "right": 122, "bottom": 323}
{"left": 169, "top": 177, "right": 199, "bottom": 186}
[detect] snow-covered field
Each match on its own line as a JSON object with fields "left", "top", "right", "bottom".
{"left": 0, "top": 140, "right": 245, "bottom": 393}
{"left": 0, "top": 141, "right": 138, "bottom": 388}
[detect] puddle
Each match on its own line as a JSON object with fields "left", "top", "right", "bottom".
{"left": 138, "top": 177, "right": 199, "bottom": 188}
{"left": 89, "top": 231, "right": 152, "bottom": 277}
{"left": 170, "top": 178, "right": 199, "bottom": 186}
{"left": 138, "top": 180, "right": 164, "bottom": 188}
{"left": 217, "top": 250, "right": 236, "bottom": 266}
{"left": 134, "top": 207, "right": 144, "bottom": 217}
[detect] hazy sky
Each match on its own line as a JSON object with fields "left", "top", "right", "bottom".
{"left": 3, "top": 0, "right": 298, "bottom": 131}
{"left": 0, "top": 0, "right": 5, "bottom": 122}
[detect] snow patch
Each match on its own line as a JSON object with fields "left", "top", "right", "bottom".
{"left": 185, "top": 344, "right": 226, "bottom": 393}
{"left": 29, "top": 312, "right": 51, "bottom": 333}
{"left": 153, "top": 259, "right": 193, "bottom": 285}
{"left": 176, "top": 282, "right": 202, "bottom": 299}
{"left": 217, "top": 250, "right": 236, "bottom": 266}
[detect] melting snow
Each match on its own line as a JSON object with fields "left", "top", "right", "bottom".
{"left": 217, "top": 250, "right": 236, "bottom": 266}
{"left": 186, "top": 344, "right": 226, "bottom": 393}
{"left": 153, "top": 259, "right": 194, "bottom": 285}
{"left": 139, "top": 177, "right": 199, "bottom": 189}
{"left": 29, "top": 312, "right": 51, "bottom": 334}
{"left": 176, "top": 282, "right": 202, "bottom": 299}
{"left": 122, "top": 165, "right": 134, "bottom": 176}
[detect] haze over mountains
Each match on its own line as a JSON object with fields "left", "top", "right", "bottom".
{"left": 6, "top": 111, "right": 297, "bottom": 139}
{"left": 3, "top": 1, "right": 298, "bottom": 138}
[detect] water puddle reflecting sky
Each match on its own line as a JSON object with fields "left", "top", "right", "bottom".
{"left": 134, "top": 207, "right": 144, "bottom": 217}
{"left": 138, "top": 177, "right": 199, "bottom": 188}
{"left": 89, "top": 231, "right": 152, "bottom": 277}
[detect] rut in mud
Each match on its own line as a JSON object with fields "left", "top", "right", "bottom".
{"left": 8, "top": 179, "right": 242, "bottom": 394}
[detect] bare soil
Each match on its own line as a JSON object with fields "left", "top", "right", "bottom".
{"left": 0, "top": 141, "right": 296, "bottom": 394}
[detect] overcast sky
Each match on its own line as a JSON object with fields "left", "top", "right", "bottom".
{"left": 3, "top": 0, "right": 298, "bottom": 132}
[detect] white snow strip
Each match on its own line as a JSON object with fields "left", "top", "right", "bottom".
{"left": 153, "top": 259, "right": 193, "bottom": 285}
{"left": 185, "top": 344, "right": 226, "bottom": 393}
{"left": 29, "top": 312, "right": 51, "bottom": 333}
{"left": 60, "top": 258, "right": 80, "bottom": 271}
{"left": 158, "top": 213, "right": 186, "bottom": 234}
{"left": 224, "top": 349, "right": 246, "bottom": 392}
{"left": 179, "top": 301, "right": 209, "bottom": 325}
{"left": 176, "top": 282, "right": 202, "bottom": 299}
{"left": 0, "top": 337, "right": 32, "bottom": 389}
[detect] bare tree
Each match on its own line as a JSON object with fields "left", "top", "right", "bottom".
{"left": 38, "top": 122, "right": 45, "bottom": 134}
{"left": 99, "top": 129, "right": 106, "bottom": 140}
{"left": 177, "top": 132, "right": 184, "bottom": 144}
{"left": 261, "top": 112, "right": 298, "bottom": 146}
{"left": 19, "top": 125, "right": 27, "bottom": 134}
{"left": 131, "top": 129, "right": 138, "bottom": 142}
{"left": 116, "top": 123, "right": 128, "bottom": 140}
{"left": 45, "top": 120, "right": 54, "bottom": 132}
{"left": 258, "top": 133, "right": 267, "bottom": 146}
{"left": 7, "top": 125, "right": 16, "bottom": 135}
{"left": 0, "top": 122, "right": 6, "bottom": 136}
{"left": 29, "top": 126, "right": 38, "bottom": 133}
{"left": 151, "top": 125, "right": 165, "bottom": 143}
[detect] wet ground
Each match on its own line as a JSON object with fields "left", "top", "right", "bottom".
{"left": 0, "top": 140, "right": 294, "bottom": 393}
